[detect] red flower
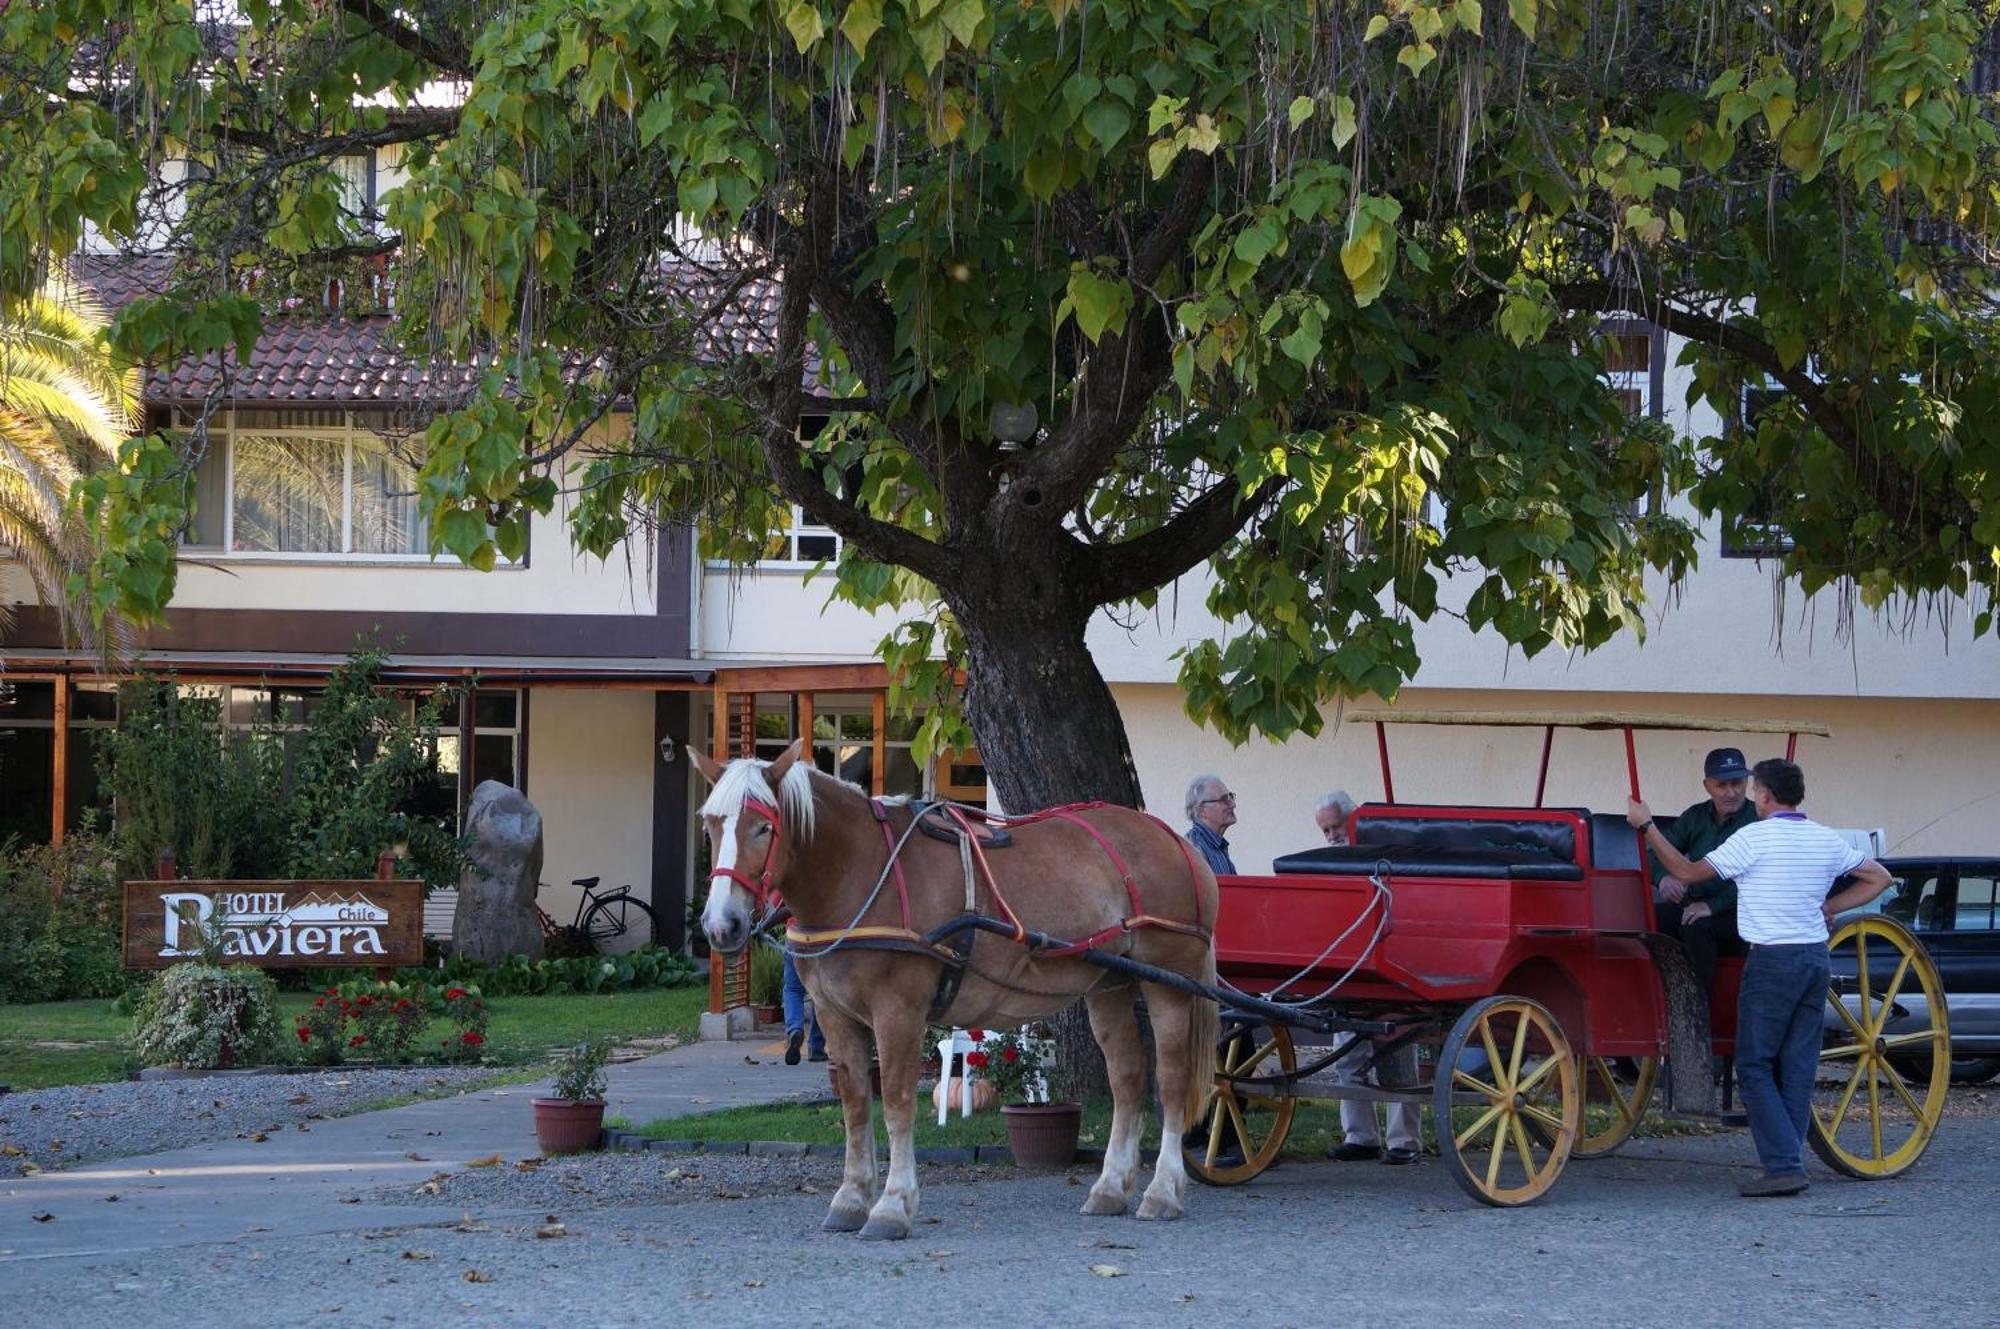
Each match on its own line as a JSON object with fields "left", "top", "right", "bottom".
{"left": 1001, "top": 1047, "right": 1019, "bottom": 1063}
{"left": 356, "top": 995, "right": 373, "bottom": 1006}
{"left": 324, "top": 987, "right": 339, "bottom": 997}
{"left": 966, "top": 1028, "right": 985, "bottom": 1042}
{"left": 394, "top": 999, "right": 411, "bottom": 1011}
{"left": 313, "top": 997, "right": 326, "bottom": 1008}
{"left": 461, "top": 1031, "right": 484, "bottom": 1046}
{"left": 965, "top": 1050, "right": 989, "bottom": 1069}
{"left": 349, "top": 1035, "right": 367, "bottom": 1047}
{"left": 296, "top": 1027, "right": 312, "bottom": 1042}
{"left": 445, "top": 987, "right": 468, "bottom": 1000}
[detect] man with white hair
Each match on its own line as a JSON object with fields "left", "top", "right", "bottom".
{"left": 1315, "top": 789, "right": 1421, "bottom": 1164}
{"left": 1184, "top": 774, "right": 1238, "bottom": 875}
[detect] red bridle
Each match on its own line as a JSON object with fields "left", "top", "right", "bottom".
{"left": 709, "top": 794, "right": 786, "bottom": 908}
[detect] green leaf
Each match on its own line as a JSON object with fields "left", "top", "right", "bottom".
{"left": 1455, "top": 0, "right": 1483, "bottom": 35}
{"left": 939, "top": 0, "right": 983, "bottom": 46}
{"left": 1328, "top": 95, "right": 1358, "bottom": 150}
{"left": 1508, "top": 0, "right": 1537, "bottom": 38}
{"left": 1066, "top": 269, "right": 1132, "bottom": 342}
{"left": 783, "top": 1, "right": 825, "bottom": 52}
{"left": 841, "top": 0, "right": 883, "bottom": 52}
{"left": 1287, "top": 96, "right": 1315, "bottom": 130}
{"left": 1082, "top": 101, "right": 1133, "bottom": 152}
{"left": 1364, "top": 14, "right": 1391, "bottom": 41}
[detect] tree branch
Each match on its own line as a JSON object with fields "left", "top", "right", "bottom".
{"left": 1081, "top": 475, "right": 1281, "bottom": 606}
{"left": 338, "top": 0, "right": 473, "bottom": 77}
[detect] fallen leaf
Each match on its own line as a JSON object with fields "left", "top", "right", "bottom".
{"left": 688, "top": 1097, "right": 711, "bottom": 1105}
{"left": 0, "top": 1145, "right": 20, "bottom": 1156}
{"left": 514, "top": 1159, "right": 542, "bottom": 1172}
{"left": 400, "top": 1250, "right": 433, "bottom": 1261}
{"left": 104, "top": 1194, "right": 120, "bottom": 1203}
{"left": 19, "top": 1163, "right": 42, "bottom": 1176}
{"left": 462, "top": 1270, "right": 493, "bottom": 1284}
{"left": 1088, "top": 1264, "right": 1126, "bottom": 1278}
{"left": 1174, "top": 1293, "right": 1196, "bottom": 1304}
{"left": 924, "top": 1250, "right": 956, "bottom": 1258}
{"left": 710, "top": 1189, "right": 747, "bottom": 1200}
{"left": 337, "top": 1196, "right": 361, "bottom": 1205}
{"left": 146, "top": 1169, "right": 159, "bottom": 1176}
{"left": 404, "top": 1152, "right": 429, "bottom": 1162}
{"left": 31, "top": 1212, "right": 54, "bottom": 1222}
{"left": 1091, "top": 1240, "right": 1137, "bottom": 1250}
{"left": 534, "top": 1223, "right": 567, "bottom": 1239}
{"left": 248, "top": 1133, "right": 269, "bottom": 1143}
{"left": 743, "top": 1056, "right": 760, "bottom": 1065}
{"left": 793, "top": 1182, "right": 819, "bottom": 1195}
{"left": 743, "top": 1279, "right": 765, "bottom": 1289}
{"left": 465, "top": 1154, "right": 503, "bottom": 1169}
{"left": 286, "top": 1094, "right": 311, "bottom": 1106}
{"left": 663, "top": 1168, "right": 683, "bottom": 1181}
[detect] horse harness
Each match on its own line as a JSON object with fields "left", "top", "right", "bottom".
{"left": 771, "top": 798, "right": 1213, "bottom": 1022}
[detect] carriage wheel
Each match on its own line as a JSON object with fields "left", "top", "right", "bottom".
{"left": 1185, "top": 1018, "right": 1298, "bottom": 1186}
{"left": 1808, "top": 916, "right": 1950, "bottom": 1179}
{"left": 1434, "top": 996, "right": 1579, "bottom": 1207}
{"left": 1571, "top": 1055, "right": 1659, "bottom": 1159}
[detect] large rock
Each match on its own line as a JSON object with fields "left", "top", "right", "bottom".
{"left": 454, "top": 781, "right": 546, "bottom": 963}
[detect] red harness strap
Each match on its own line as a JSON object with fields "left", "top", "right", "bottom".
{"left": 869, "top": 798, "right": 917, "bottom": 932}
{"left": 711, "top": 794, "right": 787, "bottom": 909}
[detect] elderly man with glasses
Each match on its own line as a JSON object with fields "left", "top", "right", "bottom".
{"left": 1184, "top": 774, "right": 1238, "bottom": 876}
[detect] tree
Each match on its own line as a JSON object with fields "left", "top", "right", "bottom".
{"left": 4, "top": 0, "right": 1998, "bottom": 823}
{"left": 0, "top": 279, "right": 137, "bottom": 652}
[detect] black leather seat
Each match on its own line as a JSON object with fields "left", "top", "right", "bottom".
{"left": 1271, "top": 844, "right": 1584, "bottom": 881}
{"left": 1354, "top": 814, "right": 1578, "bottom": 861}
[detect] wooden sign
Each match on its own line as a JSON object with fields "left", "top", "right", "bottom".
{"left": 122, "top": 879, "right": 425, "bottom": 970}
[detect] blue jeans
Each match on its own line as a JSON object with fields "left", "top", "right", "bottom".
{"left": 782, "top": 951, "right": 824, "bottom": 1056}
{"left": 1734, "top": 943, "right": 1830, "bottom": 1177}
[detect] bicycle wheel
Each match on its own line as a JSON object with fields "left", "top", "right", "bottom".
{"left": 581, "top": 892, "right": 658, "bottom": 952}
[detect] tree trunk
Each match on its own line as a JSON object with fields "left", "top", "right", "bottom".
{"left": 946, "top": 587, "right": 1147, "bottom": 1100}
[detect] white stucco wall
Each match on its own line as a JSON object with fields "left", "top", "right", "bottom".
{"left": 525, "top": 689, "right": 658, "bottom": 947}
{"left": 1120, "top": 683, "right": 2000, "bottom": 872}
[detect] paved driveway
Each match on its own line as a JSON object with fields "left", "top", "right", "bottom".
{"left": 8, "top": 1121, "right": 1996, "bottom": 1329}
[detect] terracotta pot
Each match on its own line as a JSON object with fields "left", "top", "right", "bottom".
{"left": 1001, "top": 1101, "right": 1083, "bottom": 1168}
{"left": 752, "top": 1002, "right": 782, "bottom": 1026}
{"left": 532, "top": 1097, "right": 606, "bottom": 1155}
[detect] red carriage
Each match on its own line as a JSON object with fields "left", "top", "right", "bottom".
{"left": 1186, "top": 710, "right": 1953, "bottom": 1205}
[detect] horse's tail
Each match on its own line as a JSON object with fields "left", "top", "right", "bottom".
{"left": 1184, "top": 939, "right": 1220, "bottom": 1125}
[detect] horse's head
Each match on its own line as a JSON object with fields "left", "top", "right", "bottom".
{"left": 688, "top": 738, "right": 816, "bottom": 955}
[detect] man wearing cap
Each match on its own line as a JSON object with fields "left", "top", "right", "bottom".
{"left": 1650, "top": 747, "right": 1759, "bottom": 1001}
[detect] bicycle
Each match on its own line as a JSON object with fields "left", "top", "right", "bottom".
{"left": 537, "top": 876, "right": 659, "bottom": 957}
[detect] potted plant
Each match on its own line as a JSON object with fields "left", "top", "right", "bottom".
{"left": 977, "top": 1024, "right": 1083, "bottom": 1169}
{"left": 533, "top": 1039, "right": 610, "bottom": 1154}
{"left": 747, "top": 943, "right": 784, "bottom": 1027}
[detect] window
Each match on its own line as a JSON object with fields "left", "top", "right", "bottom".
{"left": 1599, "top": 321, "right": 1664, "bottom": 518}
{"left": 760, "top": 505, "right": 841, "bottom": 566}
{"left": 1884, "top": 869, "right": 1947, "bottom": 931}
{"left": 0, "top": 680, "right": 55, "bottom": 844}
{"left": 181, "top": 410, "right": 429, "bottom": 559}
{"left": 1721, "top": 382, "right": 1800, "bottom": 558}
{"left": 1956, "top": 873, "right": 1998, "bottom": 932}
{"left": 746, "top": 692, "right": 922, "bottom": 797}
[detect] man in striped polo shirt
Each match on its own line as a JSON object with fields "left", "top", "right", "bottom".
{"left": 1627, "top": 758, "right": 1892, "bottom": 1197}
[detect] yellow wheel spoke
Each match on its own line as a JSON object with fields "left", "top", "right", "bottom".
{"left": 1455, "top": 1103, "right": 1506, "bottom": 1150}
{"left": 1866, "top": 1065, "right": 1884, "bottom": 1159}
{"left": 1818, "top": 1044, "right": 1867, "bottom": 1062}
{"left": 1520, "top": 1102, "right": 1567, "bottom": 1135}
{"left": 1827, "top": 996, "right": 1870, "bottom": 1043}
{"left": 1826, "top": 1058, "right": 1868, "bottom": 1136}
{"left": 1452, "top": 1068, "right": 1503, "bottom": 1100}
{"left": 1872, "top": 954, "right": 1914, "bottom": 1034}
{"left": 1223, "top": 1092, "right": 1249, "bottom": 1147}
{"left": 1506, "top": 1010, "right": 1532, "bottom": 1087}
{"left": 1485, "top": 1120, "right": 1508, "bottom": 1191}
{"left": 1510, "top": 1114, "right": 1540, "bottom": 1181}
{"left": 1479, "top": 1021, "right": 1506, "bottom": 1091}
{"left": 1880, "top": 1032, "right": 1938, "bottom": 1051}
{"left": 1883, "top": 1063, "right": 1926, "bottom": 1119}
{"left": 1515, "top": 1055, "right": 1563, "bottom": 1098}
{"left": 1203, "top": 1101, "right": 1226, "bottom": 1164}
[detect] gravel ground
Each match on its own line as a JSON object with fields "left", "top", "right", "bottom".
{"left": 0, "top": 1067, "right": 508, "bottom": 1175}
{"left": 359, "top": 1145, "right": 1012, "bottom": 1213}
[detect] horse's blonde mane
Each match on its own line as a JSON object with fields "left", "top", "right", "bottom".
{"left": 700, "top": 754, "right": 819, "bottom": 841}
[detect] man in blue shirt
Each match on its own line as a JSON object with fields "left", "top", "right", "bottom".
{"left": 1184, "top": 774, "right": 1238, "bottom": 875}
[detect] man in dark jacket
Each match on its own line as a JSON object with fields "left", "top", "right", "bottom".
{"left": 1652, "top": 747, "right": 1758, "bottom": 1000}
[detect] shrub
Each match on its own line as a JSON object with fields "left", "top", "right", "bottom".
{"left": 97, "top": 684, "right": 277, "bottom": 882}
{"left": 293, "top": 987, "right": 432, "bottom": 1065}
{"left": 550, "top": 1039, "right": 610, "bottom": 1102}
{"left": 0, "top": 831, "right": 131, "bottom": 1003}
{"left": 748, "top": 943, "right": 783, "bottom": 1006}
{"left": 131, "top": 963, "right": 284, "bottom": 1068}
{"left": 411, "top": 945, "right": 700, "bottom": 997}
{"left": 436, "top": 984, "right": 490, "bottom": 1063}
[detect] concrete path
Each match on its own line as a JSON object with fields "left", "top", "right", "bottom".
{"left": 0, "top": 1034, "right": 828, "bottom": 1265}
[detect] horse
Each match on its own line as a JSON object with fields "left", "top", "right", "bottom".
{"left": 690, "top": 740, "right": 1220, "bottom": 1240}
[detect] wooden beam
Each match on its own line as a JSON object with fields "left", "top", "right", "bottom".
{"left": 709, "top": 662, "right": 890, "bottom": 693}
{"left": 50, "top": 676, "right": 69, "bottom": 854}
{"left": 710, "top": 682, "right": 728, "bottom": 759}
{"left": 797, "top": 691, "right": 814, "bottom": 772}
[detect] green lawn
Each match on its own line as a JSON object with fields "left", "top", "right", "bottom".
{"left": 0, "top": 984, "right": 709, "bottom": 1091}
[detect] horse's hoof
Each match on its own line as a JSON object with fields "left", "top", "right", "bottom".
{"left": 1134, "top": 1196, "right": 1184, "bottom": 1222}
{"left": 1079, "top": 1190, "right": 1129, "bottom": 1217}
{"left": 857, "top": 1214, "right": 911, "bottom": 1241}
{"left": 822, "top": 1205, "right": 869, "bottom": 1233}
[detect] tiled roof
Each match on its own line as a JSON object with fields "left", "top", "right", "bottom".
{"left": 67, "top": 253, "right": 796, "bottom": 408}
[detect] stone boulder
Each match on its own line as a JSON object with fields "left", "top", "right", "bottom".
{"left": 453, "top": 781, "right": 546, "bottom": 963}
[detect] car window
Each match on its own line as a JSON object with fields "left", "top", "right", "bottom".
{"left": 1883, "top": 871, "right": 1946, "bottom": 929}
{"left": 1955, "top": 873, "right": 1998, "bottom": 932}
